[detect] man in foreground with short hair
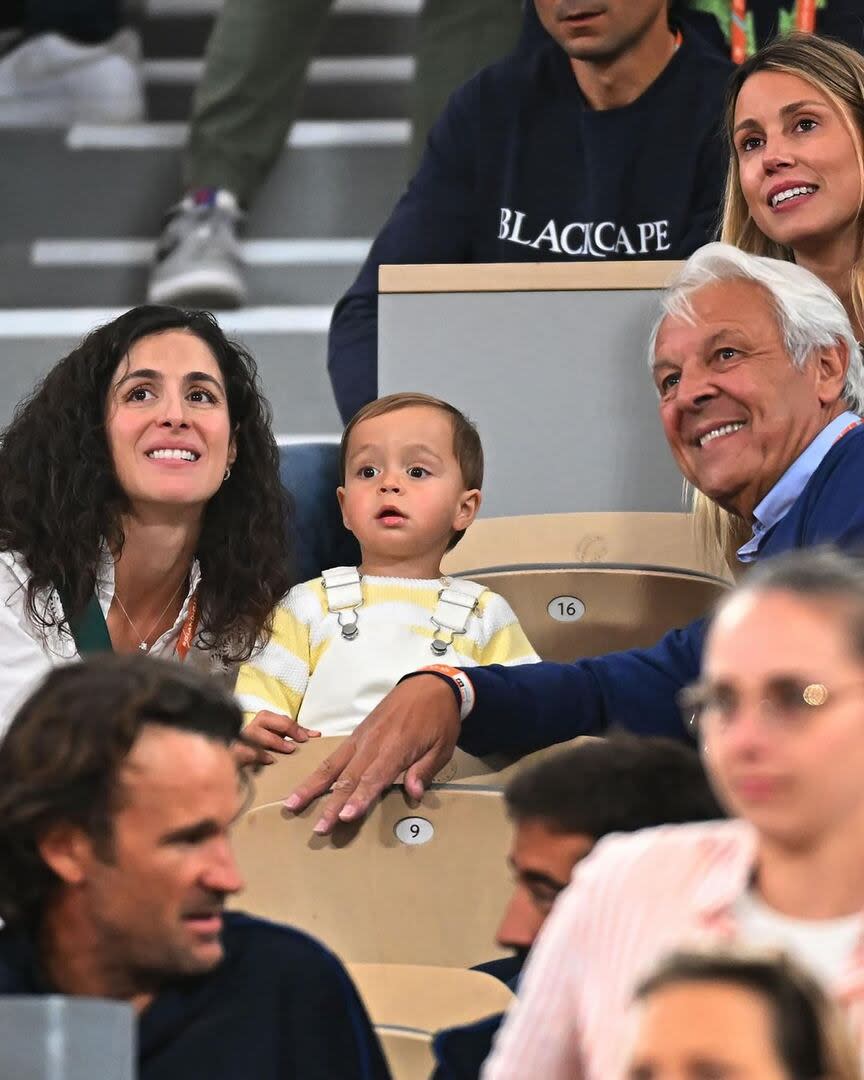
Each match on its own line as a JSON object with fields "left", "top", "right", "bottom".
{"left": 483, "top": 546, "right": 864, "bottom": 1077}
{"left": 495, "top": 734, "right": 723, "bottom": 960}
{"left": 290, "top": 242, "right": 864, "bottom": 836}
{"left": 0, "top": 656, "right": 390, "bottom": 1080}
{"left": 432, "top": 734, "right": 723, "bottom": 1079}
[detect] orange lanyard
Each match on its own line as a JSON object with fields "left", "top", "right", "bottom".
{"left": 731, "top": 0, "right": 817, "bottom": 64}
{"left": 176, "top": 591, "right": 200, "bottom": 661}
{"left": 833, "top": 418, "right": 864, "bottom": 444}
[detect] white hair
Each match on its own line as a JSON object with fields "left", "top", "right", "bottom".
{"left": 648, "top": 242, "right": 864, "bottom": 414}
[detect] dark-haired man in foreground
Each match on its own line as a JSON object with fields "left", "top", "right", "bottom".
{"left": 0, "top": 655, "right": 389, "bottom": 1080}
{"left": 432, "top": 734, "right": 723, "bottom": 1079}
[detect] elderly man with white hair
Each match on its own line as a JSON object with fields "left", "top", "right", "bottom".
{"left": 281, "top": 242, "right": 864, "bottom": 835}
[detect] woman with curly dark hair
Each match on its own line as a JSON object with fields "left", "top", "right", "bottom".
{"left": 0, "top": 305, "right": 293, "bottom": 733}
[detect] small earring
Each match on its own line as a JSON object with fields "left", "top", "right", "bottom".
{"left": 223, "top": 466, "right": 232, "bottom": 481}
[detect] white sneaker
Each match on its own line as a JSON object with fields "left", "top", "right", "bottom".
{"left": 0, "top": 29, "right": 145, "bottom": 126}
{"left": 148, "top": 189, "right": 248, "bottom": 308}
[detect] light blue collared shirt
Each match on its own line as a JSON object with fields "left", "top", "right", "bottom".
{"left": 737, "top": 411, "right": 862, "bottom": 563}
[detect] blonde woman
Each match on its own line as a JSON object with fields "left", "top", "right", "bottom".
{"left": 698, "top": 32, "right": 864, "bottom": 569}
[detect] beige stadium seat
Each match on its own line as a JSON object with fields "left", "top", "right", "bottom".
{"left": 348, "top": 963, "right": 514, "bottom": 1033}
{"left": 440, "top": 736, "right": 593, "bottom": 788}
{"left": 246, "top": 736, "right": 348, "bottom": 809}
{"left": 247, "top": 735, "right": 528, "bottom": 808}
{"left": 450, "top": 565, "right": 728, "bottom": 662}
{"left": 376, "top": 1027, "right": 435, "bottom": 1080}
{"left": 442, "top": 511, "right": 731, "bottom": 580}
{"left": 230, "top": 786, "right": 512, "bottom": 967}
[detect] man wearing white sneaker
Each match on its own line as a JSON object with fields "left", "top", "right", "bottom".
{"left": 146, "top": 0, "right": 528, "bottom": 310}
{"left": 0, "top": 0, "right": 144, "bottom": 126}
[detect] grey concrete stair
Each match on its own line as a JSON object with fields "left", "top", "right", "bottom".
{"left": 146, "top": 75, "right": 411, "bottom": 123}
{"left": 0, "top": 242, "right": 362, "bottom": 307}
{"left": 1, "top": 131, "right": 407, "bottom": 240}
{"left": 139, "top": 11, "right": 417, "bottom": 60}
{"left": 0, "top": 0, "right": 416, "bottom": 435}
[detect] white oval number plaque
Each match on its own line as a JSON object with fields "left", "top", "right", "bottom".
{"left": 548, "top": 596, "right": 586, "bottom": 622}
{"left": 394, "top": 817, "right": 434, "bottom": 846}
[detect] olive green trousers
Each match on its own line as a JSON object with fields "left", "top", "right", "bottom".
{"left": 184, "top": 0, "right": 523, "bottom": 205}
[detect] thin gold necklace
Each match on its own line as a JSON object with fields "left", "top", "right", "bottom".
{"left": 113, "top": 578, "right": 186, "bottom": 652}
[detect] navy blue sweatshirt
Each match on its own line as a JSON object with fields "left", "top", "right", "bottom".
{"left": 328, "top": 29, "right": 732, "bottom": 422}
{"left": 457, "top": 425, "right": 864, "bottom": 757}
{"left": 0, "top": 913, "right": 391, "bottom": 1080}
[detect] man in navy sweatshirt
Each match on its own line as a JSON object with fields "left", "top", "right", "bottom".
{"left": 286, "top": 243, "right": 864, "bottom": 835}
{"left": 328, "top": 0, "right": 733, "bottom": 422}
{"left": 0, "top": 656, "right": 390, "bottom": 1080}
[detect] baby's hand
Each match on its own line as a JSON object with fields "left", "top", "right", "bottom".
{"left": 233, "top": 710, "right": 321, "bottom": 767}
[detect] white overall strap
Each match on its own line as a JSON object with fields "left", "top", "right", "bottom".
{"left": 321, "top": 566, "right": 363, "bottom": 640}
{"left": 431, "top": 578, "right": 487, "bottom": 656}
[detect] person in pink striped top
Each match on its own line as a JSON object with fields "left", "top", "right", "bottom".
{"left": 482, "top": 546, "right": 864, "bottom": 1079}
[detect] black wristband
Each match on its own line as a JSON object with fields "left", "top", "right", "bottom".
{"left": 398, "top": 669, "right": 463, "bottom": 713}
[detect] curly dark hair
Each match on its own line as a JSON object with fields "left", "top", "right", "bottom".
{"left": 0, "top": 305, "right": 293, "bottom": 662}
{"left": 0, "top": 655, "right": 246, "bottom": 930}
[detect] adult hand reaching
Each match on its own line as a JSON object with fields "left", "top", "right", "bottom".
{"left": 284, "top": 674, "right": 461, "bottom": 834}
{"left": 233, "top": 710, "right": 321, "bottom": 767}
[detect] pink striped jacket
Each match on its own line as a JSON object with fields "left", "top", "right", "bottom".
{"left": 481, "top": 819, "right": 864, "bottom": 1079}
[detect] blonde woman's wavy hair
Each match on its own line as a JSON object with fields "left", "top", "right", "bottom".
{"left": 693, "top": 33, "right": 864, "bottom": 572}
{"left": 721, "top": 32, "right": 864, "bottom": 318}
{"left": 650, "top": 244, "right": 863, "bottom": 575}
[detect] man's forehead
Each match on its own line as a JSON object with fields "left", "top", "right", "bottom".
{"left": 654, "top": 280, "right": 779, "bottom": 353}
{"left": 512, "top": 819, "right": 595, "bottom": 860}
{"left": 120, "top": 726, "right": 236, "bottom": 800}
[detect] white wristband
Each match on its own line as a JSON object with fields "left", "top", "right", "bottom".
{"left": 419, "top": 664, "right": 476, "bottom": 721}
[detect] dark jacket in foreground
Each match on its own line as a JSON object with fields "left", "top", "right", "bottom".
{"left": 0, "top": 912, "right": 391, "bottom": 1080}
{"left": 328, "top": 29, "right": 732, "bottom": 421}
{"left": 459, "top": 424, "right": 864, "bottom": 756}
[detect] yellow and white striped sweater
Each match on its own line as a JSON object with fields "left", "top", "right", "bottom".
{"left": 235, "top": 574, "right": 539, "bottom": 735}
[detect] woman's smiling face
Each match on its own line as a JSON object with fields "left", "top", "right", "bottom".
{"left": 105, "top": 330, "right": 236, "bottom": 516}
{"left": 733, "top": 70, "right": 863, "bottom": 257}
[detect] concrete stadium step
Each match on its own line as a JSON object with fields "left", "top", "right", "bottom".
{"left": 145, "top": 56, "right": 414, "bottom": 123}
{"left": 0, "top": 0, "right": 414, "bottom": 434}
{"left": 0, "top": 239, "right": 367, "bottom": 307}
{"left": 0, "top": 314, "right": 341, "bottom": 434}
{"left": 0, "top": 129, "right": 408, "bottom": 242}
{"left": 140, "top": 10, "right": 418, "bottom": 60}
{"left": 141, "top": 0, "right": 420, "bottom": 12}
